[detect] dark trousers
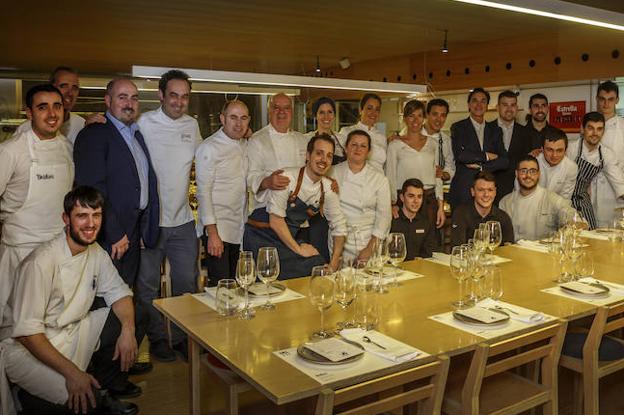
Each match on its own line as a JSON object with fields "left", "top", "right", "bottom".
{"left": 204, "top": 239, "right": 240, "bottom": 285}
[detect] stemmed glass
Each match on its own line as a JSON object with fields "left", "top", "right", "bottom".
{"left": 468, "top": 250, "right": 488, "bottom": 301}
{"left": 387, "top": 233, "right": 407, "bottom": 287}
{"left": 256, "top": 247, "right": 280, "bottom": 310}
{"left": 449, "top": 245, "right": 469, "bottom": 309}
{"left": 335, "top": 259, "right": 357, "bottom": 329}
{"left": 485, "top": 265, "right": 503, "bottom": 300}
{"left": 473, "top": 227, "right": 490, "bottom": 255}
{"left": 485, "top": 221, "right": 502, "bottom": 255}
{"left": 235, "top": 251, "right": 256, "bottom": 320}
{"left": 309, "top": 265, "right": 335, "bottom": 338}
{"left": 373, "top": 238, "right": 389, "bottom": 293}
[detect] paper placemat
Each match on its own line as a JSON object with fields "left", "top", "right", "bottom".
{"left": 364, "top": 267, "right": 424, "bottom": 283}
{"left": 428, "top": 300, "right": 554, "bottom": 339}
{"left": 340, "top": 329, "right": 425, "bottom": 363}
{"left": 425, "top": 252, "right": 511, "bottom": 267}
{"left": 542, "top": 278, "right": 624, "bottom": 305}
{"left": 193, "top": 286, "right": 305, "bottom": 312}
{"left": 514, "top": 240, "right": 550, "bottom": 254}
{"left": 580, "top": 230, "right": 609, "bottom": 241}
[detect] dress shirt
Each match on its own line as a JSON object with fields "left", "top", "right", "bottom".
{"left": 497, "top": 119, "right": 515, "bottom": 151}
{"left": 338, "top": 122, "right": 387, "bottom": 171}
{"left": 138, "top": 107, "right": 201, "bottom": 227}
{"left": 451, "top": 203, "right": 514, "bottom": 247}
{"left": 106, "top": 111, "right": 149, "bottom": 210}
{"left": 421, "top": 127, "right": 455, "bottom": 181}
{"left": 390, "top": 208, "right": 434, "bottom": 260}
{"left": 536, "top": 153, "right": 578, "bottom": 200}
{"left": 567, "top": 140, "right": 624, "bottom": 200}
{"left": 247, "top": 124, "right": 308, "bottom": 208}
{"left": 385, "top": 138, "right": 443, "bottom": 203}
{"left": 195, "top": 128, "right": 248, "bottom": 244}
{"left": 267, "top": 167, "right": 347, "bottom": 237}
{"left": 500, "top": 186, "right": 576, "bottom": 241}
{"left": 470, "top": 117, "right": 485, "bottom": 150}
{"left": 14, "top": 113, "right": 85, "bottom": 145}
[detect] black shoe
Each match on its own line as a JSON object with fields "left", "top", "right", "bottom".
{"left": 172, "top": 339, "right": 189, "bottom": 362}
{"left": 149, "top": 339, "right": 177, "bottom": 362}
{"left": 128, "top": 361, "right": 153, "bottom": 376}
{"left": 99, "top": 391, "right": 139, "bottom": 415}
{"left": 108, "top": 380, "right": 142, "bottom": 399}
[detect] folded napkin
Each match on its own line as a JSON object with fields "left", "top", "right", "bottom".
{"left": 429, "top": 252, "right": 451, "bottom": 265}
{"left": 516, "top": 240, "right": 549, "bottom": 253}
{"left": 478, "top": 299, "right": 546, "bottom": 324}
{"left": 340, "top": 328, "right": 421, "bottom": 363}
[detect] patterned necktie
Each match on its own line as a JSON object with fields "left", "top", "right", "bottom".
{"left": 438, "top": 134, "right": 445, "bottom": 169}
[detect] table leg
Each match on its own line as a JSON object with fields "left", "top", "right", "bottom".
{"left": 189, "top": 338, "right": 201, "bottom": 415}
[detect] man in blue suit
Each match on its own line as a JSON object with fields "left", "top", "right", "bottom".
{"left": 74, "top": 78, "right": 160, "bottom": 399}
{"left": 449, "top": 87, "right": 508, "bottom": 209}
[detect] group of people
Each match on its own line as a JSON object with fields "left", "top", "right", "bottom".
{"left": 0, "top": 64, "right": 622, "bottom": 415}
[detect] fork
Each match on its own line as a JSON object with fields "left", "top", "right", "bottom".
{"left": 492, "top": 305, "right": 519, "bottom": 315}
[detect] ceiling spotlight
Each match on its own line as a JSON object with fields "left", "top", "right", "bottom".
{"left": 339, "top": 57, "right": 351, "bottom": 70}
{"left": 441, "top": 30, "right": 449, "bottom": 53}
{"left": 315, "top": 56, "right": 321, "bottom": 73}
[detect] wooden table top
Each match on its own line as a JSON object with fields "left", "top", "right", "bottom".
{"left": 154, "top": 238, "right": 624, "bottom": 405}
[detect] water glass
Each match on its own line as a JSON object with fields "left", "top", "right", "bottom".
{"left": 309, "top": 265, "right": 335, "bottom": 338}
{"left": 256, "top": 247, "right": 280, "bottom": 310}
{"left": 485, "top": 266, "right": 503, "bottom": 300}
{"left": 450, "top": 245, "right": 469, "bottom": 308}
{"left": 335, "top": 259, "right": 357, "bottom": 329}
{"left": 236, "top": 251, "right": 256, "bottom": 320}
{"left": 216, "top": 279, "right": 239, "bottom": 316}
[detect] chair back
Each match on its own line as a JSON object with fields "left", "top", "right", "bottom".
{"left": 583, "top": 302, "right": 624, "bottom": 362}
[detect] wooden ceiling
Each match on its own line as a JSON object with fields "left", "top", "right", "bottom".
{"left": 1, "top": 0, "right": 622, "bottom": 78}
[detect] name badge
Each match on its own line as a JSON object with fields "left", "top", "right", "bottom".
{"left": 181, "top": 133, "right": 192, "bottom": 143}
{"left": 415, "top": 229, "right": 425, "bottom": 234}
{"left": 92, "top": 275, "right": 98, "bottom": 290}
{"left": 36, "top": 173, "right": 55, "bottom": 180}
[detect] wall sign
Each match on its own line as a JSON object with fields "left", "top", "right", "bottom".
{"left": 549, "top": 101, "right": 586, "bottom": 133}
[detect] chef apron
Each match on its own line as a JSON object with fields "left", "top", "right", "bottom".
{"left": 593, "top": 119, "right": 624, "bottom": 227}
{"left": 0, "top": 133, "right": 73, "bottom": 333}
{"left": 243, "top": 168, "right": 326, "bottom": 279}
{"left": 0, "top": 247, "right": 109, "bottom": 411}
{"left": 571, "top": 142, "right": 603, "bottom": 230}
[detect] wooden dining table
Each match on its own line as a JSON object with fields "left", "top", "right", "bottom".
{"left": 153, "top": 237, "right": 624, "bottom": 415}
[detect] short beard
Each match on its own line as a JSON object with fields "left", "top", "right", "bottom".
{"left": 68, "top": 225, "right": 95, "bottom": 247}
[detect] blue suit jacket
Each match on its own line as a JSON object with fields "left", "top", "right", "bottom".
{"left": 449, "top": 117, "right": 508, "bottom": 208}
{"left": 73, "top": 114, "right": 160, "bottom": 249}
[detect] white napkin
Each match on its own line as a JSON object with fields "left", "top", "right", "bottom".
{"left": 340, "top": 328, "right": 421, "bottom": 363}
{"left": 516, "top": 240, "right": 549, "bottom": 253}
{"left": 577, "top": 277, "right": 624, "bottom": 295}
{"left": 580, "top": 230, "right": 609, "bottom": 241}
{"left": 478, "top": 299, "right": 546, "bottom": 324}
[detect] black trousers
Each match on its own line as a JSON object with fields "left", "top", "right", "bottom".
{"left": 204, "top": 238, "right": 240, "bottom": 285}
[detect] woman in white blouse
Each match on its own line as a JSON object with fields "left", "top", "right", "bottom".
{"left": 304, "top": 97, "right": 346, "bottom": 165}
{"left": 331, "top": 129, "right": 392, "bottom": 262}
{"left": 385, "top": 100, "right": 445, "bottom": 229}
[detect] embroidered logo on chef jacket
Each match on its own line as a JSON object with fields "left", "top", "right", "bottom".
{"left": 415, "top": 229, "right": 425, "bottom": 234}
{"left": 92, "top": 275, "right": 98, "bottom": 290}
{"left": 181, "top": 133, "right": 193, "bottom": 143}
{"left": 36, "top": 173, "right": 55, "bottom": 180}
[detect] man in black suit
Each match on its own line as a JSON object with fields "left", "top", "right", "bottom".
{"left": 449, "top": 87, "right": 508, "bottom": 209}
{"left": 74, "top": 78, "right": 160, "bottom": 397}
{"left": 492, "top": 90, "right": 541, "bottom": 202}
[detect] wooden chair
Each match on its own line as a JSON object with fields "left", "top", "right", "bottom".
{"left": 315, "top": 355, "right": 449, "bottom": 415}
{"left": 559, "top": 303, "right": 624, "bottom": 415}
{"left": 443, "top": 321, "right": 567, "bottom": 415}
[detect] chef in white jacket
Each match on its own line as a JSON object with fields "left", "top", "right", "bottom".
{"left": 0, "top": 84, "right": 74, "bottom": 340}
{"left": 0, "top": 187, "right": 136, "bottom": 415}
{"left": 500, "top": 156, "right": 578, "bottom": 241}
{"left": 196, "top": 100, "right": 250, "bottom": 283}
{"left": 536, "top": 128, "right": 578, "bottom": 200}
{"left": 593, "top": 81, "right": 624, "bottom": 227}
{"left": 338, "top": 93, "right": 388, "bottom": 171}
{"left": 331, "top": 130, "right": 391, "bottom": 261}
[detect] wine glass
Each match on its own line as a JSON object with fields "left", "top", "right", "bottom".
{"left": 235, "top": 251, "right": 256, "bottom": 320}
{"left": 335, "top": 259, "right": 357, "bottom": 329}
{"left": 256, "top": 247, "right": 280, "bottom": 310}
{"left": 387, "top": 233, "right": 407, "bottom": 287}
{"left": 473, "top": 227, "right": 490, "bottom": 255}
{"left": 486, "top": 266, "right": 503, "bottom": 300}
{"left": 468, "top": 249, "right": 488, "bottom": 301}
{"left": 576, "top": 251, "right": 595, "bottom": 281}
{"left": 309, "top": 265, "right": 335, "bottom": 338}
{"left": 485, "top": 221, "right": 502, "bottom": 254}
{"left": 373, "top": 238, "right": 389, "bottom": 293}
{"left": 449, "top": 245, "right": 469, "bottom": 309}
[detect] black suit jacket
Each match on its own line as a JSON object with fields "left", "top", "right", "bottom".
{"left": 73, "top": 114, "right": 160, "bottom": 249}
{"left": 492, "top": 121, "right": 540, "bottom": 201}
{"left": 449, "top": 117, "right": 508, "bottom": 208}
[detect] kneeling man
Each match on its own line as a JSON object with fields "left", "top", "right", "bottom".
{"left": 500, "top": 156, "right": 578, "bottom": 241}
{"left": 243, "top": 134, "right": 347, "bottom": 278}
{"left": 0, "top": 187, "right": 137, "bottom": 415}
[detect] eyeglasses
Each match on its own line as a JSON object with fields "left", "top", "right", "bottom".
{"left": 517, "top": 168, "right": 539, "bottom": 176}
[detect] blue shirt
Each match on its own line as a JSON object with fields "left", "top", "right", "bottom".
{"left": 106, "top": 112, "right": 149, "bottom": 209}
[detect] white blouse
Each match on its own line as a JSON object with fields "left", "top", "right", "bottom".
{"left": 338, "top": 122, "right": 387, "bottom": 171}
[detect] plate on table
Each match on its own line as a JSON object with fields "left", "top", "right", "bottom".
{"left": 452, "top": 307, "right": 510, "bottom": 328}
{"left": 242, "top": 282, "right": 286, "bottom": 297}
{"left": 297, "top": 339, "right": 364, "bottom": 365}
{"left": 559, "top": 281, "right": 609, "bottom": 297}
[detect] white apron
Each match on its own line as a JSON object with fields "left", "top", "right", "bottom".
{"left": 0, "top": 249, "right": 110, "bottom": 413}
{"left": 593, "top": 118, "right": 624, "bottom": 228}
{"left": 0, "top": 134, "right": 73, "bottom": 330}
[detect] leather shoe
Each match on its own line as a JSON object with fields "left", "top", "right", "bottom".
{"left": 173, "top": 339, "right": 189, "bottom": 362}
{"left": 100, "top": 391, "right": 139, "bottom": 415}
{"left": 108, "top": 380, "right": 142, "bottom": 399}
{"left": 128, "top": 361, "right": 153, "bottom": 376}
{"left": 149, "top": 339, "right": 177, "bottom": 362}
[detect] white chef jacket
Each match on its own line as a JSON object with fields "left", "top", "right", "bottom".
{"left": 331, "top": 162, "right": 391, "bottom": 259}
{"left": 138, "top": 108, "right": 202, "bottom": 227}
{"left": 247, "top": 125, "right": 308, "bottom": 208}
{"left": 267, "top": 167, "right": 347, "bottom": 237}
{"left": 500, "top": 186, "right": 577, "bottom": 241}
{"left": 591, "top": 116, "right": 624, "bottom": 227}
{"left": 338, "top": 122, "right": 387, "bottom": 171}
{"left": 385, "top": 138, "right": 443, "bottom": 203}
{"left": 15, "top": 113, "right": 85, "bottom": 145}
{"left": 421, "top": 127, "right": 455, "bottom": 181}
{"left": 536, "top": 152, "right": 578, "bottom": 201}
{"left": 0, "top": 234, "right": 132, "bottom": 412}
{"left": 195, "top": 128, "right": 248, "bottom": 244}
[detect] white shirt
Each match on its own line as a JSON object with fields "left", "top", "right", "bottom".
{"left": 470, "top": 117, "right": 485, "bottom": 150}
{"left": 422, "top": 127, "right": 455, "bottom": 181}
{"left": 15, "top": 113, "right": 85, "bottom": 145}
{"left": 247, "top": 125, "right": 308, "bottom": 208}
{"left": 497, "top": 119, "right": 514, "bottom": 151}
{"left": 500, "top": 186, "right": 576, "bottom": 241}
{"left": 338, "top": 122, "right": 387, "bottom": 171}
{"left": 385, "top": 137, "right": 443, "bottom": 203}
{"left": 592, "top": 116, "right": 624, "bottom": 226}
{"left": 267, "top": 167, "right": 347, "bottom": 237}
{"left": 195, "top": 128, "right": 248, "bottom": 244}
{"left": 0, "top": 130, "right": 73, "bottom": 223}
{"left": 138, "top": 108, "right": 202, "bottom": 227}
{"left": 536, "top": 152, "right": 578, "bottom": 200}
{"left": 331, "top": 162, "right": 391, "bottom": 240}
{"left": 567, "top": 140, "right": 624, "bottom": 199}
